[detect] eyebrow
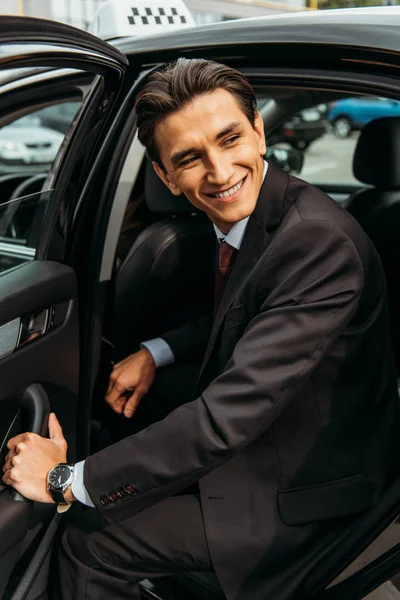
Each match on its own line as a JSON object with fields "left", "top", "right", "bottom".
{"left": 170, "top": 121, "right": 242, "bottom": 167}
{"left": 215, "top": 121, "right": 241, "bottom": 141}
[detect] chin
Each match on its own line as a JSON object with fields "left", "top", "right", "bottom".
{"left": 230, "top": 202, "right": 255, "bottom": 222}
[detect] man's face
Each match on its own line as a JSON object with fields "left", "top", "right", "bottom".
{"left": 152, "top": 88, "right": 266, "bottom": 234}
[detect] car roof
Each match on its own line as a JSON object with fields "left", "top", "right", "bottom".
{"left": 1, "top": 7, "right": 399, "bottom": 92}
{"left": 112, "top": 7, "right": 400, "bottom": 58}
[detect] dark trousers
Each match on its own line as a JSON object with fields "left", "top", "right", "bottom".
{"left": 54, "top": 494, "right": 212, "bottom": 599}
{"left": 54, "top": 364, "right": 216, "bottom": 599}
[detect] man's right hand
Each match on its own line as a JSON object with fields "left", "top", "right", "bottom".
{"left": 106, "top": 348, "right": 156, "bottom": 418}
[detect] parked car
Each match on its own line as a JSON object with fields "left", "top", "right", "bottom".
{"left": 0, "top": 115, "right": 63, "bottom": 174}
{"left": 258, "top": 98, "right": 328, "bottom": 149}
{"left": 328, "top": 96, "right": 400, "bottom": 138}
{"left": 2, "top": 5, "right": 400, "bottom": 600}
{"left": 269, "top": 106, "right": 327, "bottom": 150}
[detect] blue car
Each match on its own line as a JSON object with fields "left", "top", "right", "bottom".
{"left": 328, "top": 96, "right": 400, "bottom": 137}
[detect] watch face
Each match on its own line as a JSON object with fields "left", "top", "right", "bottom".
{"left": 48, "top": 465, "right": 71, "bottom": 489}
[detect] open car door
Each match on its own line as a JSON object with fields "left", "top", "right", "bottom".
{"left": 0, "top": 16, "right": 127, "bottom": 598}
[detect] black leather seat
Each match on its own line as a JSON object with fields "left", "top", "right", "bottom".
{"left": 112, "top": 161, "right": 215, "bottom": 361}
{"left": 346, "top": 116, "right": 400, "bottom": 373}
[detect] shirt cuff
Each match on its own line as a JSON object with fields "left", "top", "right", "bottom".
{"left": 140, "top": 338, "right": 175, "bottom": 368}
{"left": 71, "top": 460, "right": 95, "bottom": 507}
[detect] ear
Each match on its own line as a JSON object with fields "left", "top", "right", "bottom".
{"left": 253, "top": 111, "right": 267, "bottom": 156}
{"left": 152, "top": 162, "right": 182, "bottom": 197}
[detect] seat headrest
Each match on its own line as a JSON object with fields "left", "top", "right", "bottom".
{"left": 353, "top": 116, "right": 400, "bottom": 189}
{"left": 144, "top": 160, "right": 195, "bottom": 214}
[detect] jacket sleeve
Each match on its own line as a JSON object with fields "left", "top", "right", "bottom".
{"left": 84, "top": 219, "right": 364, "bottom": 520}
{"left": 161, "top": 312, "right": 213, "bottom": 363}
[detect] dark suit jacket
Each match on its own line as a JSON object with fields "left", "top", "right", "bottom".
{"left": 85, "top": 163, "right": 400, "bottom": 600}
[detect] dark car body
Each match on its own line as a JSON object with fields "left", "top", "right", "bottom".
{"left": 269, "top": 106, "right": 327, "bottom": 149}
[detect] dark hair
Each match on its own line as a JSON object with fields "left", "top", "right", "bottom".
{"left": 134, "top": 58, "right": 257, "bottom": 167}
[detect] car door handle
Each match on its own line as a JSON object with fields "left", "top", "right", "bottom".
{"left": 10, "top": 384, "right": 50, "bottom": 502}
{"left": 17, "top": 309, "right": 49, "bottom": 348}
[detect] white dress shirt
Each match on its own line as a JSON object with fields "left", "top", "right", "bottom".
{"left": 71, "top": 160, "right": 268, "bottom": 507}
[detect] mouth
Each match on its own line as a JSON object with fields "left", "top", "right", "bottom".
{"left": 205, "top": 176, "right": 247, "bottom": 201}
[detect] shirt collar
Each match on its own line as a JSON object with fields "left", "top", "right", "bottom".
{"left": 213, "top": 160, "right": 268, "bottom": 250}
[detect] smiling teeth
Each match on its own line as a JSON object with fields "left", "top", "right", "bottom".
{"left": 213, "top": 178, "right": 244, "bottom": 198}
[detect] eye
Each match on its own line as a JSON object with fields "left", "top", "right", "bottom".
{"left": 224, "top": 134, "right": 240, "bottom": 146}
{"left": 180, "top": 155, "right": 199, "bottom": 167}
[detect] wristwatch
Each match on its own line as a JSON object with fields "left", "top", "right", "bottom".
{"left": 47, "top": 463, "right": 75, "bottom": 505}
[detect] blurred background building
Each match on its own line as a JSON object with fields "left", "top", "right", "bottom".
{"left": 2, "top": 0, "right": 308, "bottom": 31}
{"left": 1, "top": 0, "right": 397, "bottom": 30}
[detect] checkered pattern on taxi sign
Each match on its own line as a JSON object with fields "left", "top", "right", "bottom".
{"left": 127, "top": 6, "right": 188, "bottom": 26}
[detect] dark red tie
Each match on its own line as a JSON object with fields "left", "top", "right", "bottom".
{"left": 214, "top": 241, "right": 237, "bottom": 316}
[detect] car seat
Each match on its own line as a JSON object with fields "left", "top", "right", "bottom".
{"left": 345, "top": 116, "right": 400, "bottom": 374}
{"left": 112, "top": 161, "right": 215, "bottom": 361}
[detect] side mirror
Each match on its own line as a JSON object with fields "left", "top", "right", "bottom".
{"left": 266, "top": 146, "right": 304, "bottom": 175}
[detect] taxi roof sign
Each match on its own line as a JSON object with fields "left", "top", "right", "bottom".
{"left": 89, "top": 0, "right": 196, "bottom": 41}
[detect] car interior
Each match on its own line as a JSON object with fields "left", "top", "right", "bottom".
{"left": 2, "top": 77, "right": 400, "bottom": 599}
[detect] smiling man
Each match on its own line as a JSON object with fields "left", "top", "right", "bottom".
{"left": 152, "top": 87, "right": 266, "bottom": 233}
{"left": 3, "top": 59, "right": 400, "bottom": 600}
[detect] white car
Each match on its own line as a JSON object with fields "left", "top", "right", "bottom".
{"left": 0, "top": 115, "right": 63, "bottom": 173}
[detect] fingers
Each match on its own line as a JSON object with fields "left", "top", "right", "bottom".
{"left": 107, "top": 352, "right": 140, "bottom": 396}
{"left": 2, "top": 452, "right": 20, "bottom": 486}
{"left": 48, "top": 413, "right": 63, "bottom": 441}
{"left": 105, "top": 380, "right": 131, "bottom": 413}
{"left": 2, "top": 468, "right": 12, "bottom": 486}
{"left": 4, "top": 446, "right": 19, "bottom": 466}
{"left": 3, "top": 455, "right": 15, "bottom": 474}
{"left": 2, "top": 448, "right": 22, "bottom": 470}
{"left": 6, "top": 432, "right": 29, "bottom": 451}
{"left": 105, "top": 350, "right": 153, "bottom": 415}
{"left": 3, "top": 463, "right": 23, "bottom": 487}
{"left": 123, "top": 387, "right": 146, "bottom": 418}
{"left": 3, "top": 437, "right": 29, "bottom": 476}
{"left": 106, "top": 363, "right": 136, "bottom": 413}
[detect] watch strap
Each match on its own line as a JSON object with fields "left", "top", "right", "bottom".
{"left": 49, "top": 488, "right": 68, "bottom": 505}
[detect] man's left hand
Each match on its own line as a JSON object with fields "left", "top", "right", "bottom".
{"left": 2, "top": 413, "right": 67, "bottom": 503}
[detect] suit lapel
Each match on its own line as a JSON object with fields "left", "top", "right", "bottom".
{"left": 199, "top": 162, "right": 289, "bottom": 379}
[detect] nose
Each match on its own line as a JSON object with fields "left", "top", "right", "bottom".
{"left": 206, "top": 152, "right": 234, "bottom": 187}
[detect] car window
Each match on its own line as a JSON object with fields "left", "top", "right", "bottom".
{"left": 0, "top": 69, "right": 92, "bottom": 273}
{"left": 0, "top": 102, "right": 80, "bottom": 179}
{"left": 264, "top": 93, "right": 400, "bottom": 187}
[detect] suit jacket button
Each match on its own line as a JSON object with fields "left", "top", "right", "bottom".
{"left": 109, "top": 490, "right": 119, "bottom": 502}
{"left": 100, "top": 495, "right": 110, "bottom": 506}
{"left": 117, "top": 487, "right": 126, "bottom": 498}
{"left": 125, "top": 484, "right": 136, "bottom": 495}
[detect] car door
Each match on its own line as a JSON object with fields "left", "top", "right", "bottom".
{"left": 0, "top": 16, "right": 127, "bottom": 597}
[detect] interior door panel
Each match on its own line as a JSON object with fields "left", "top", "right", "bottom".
{"left": 0, "top": 260, "right": 79, "bottom": 595}
{"left": 0, "top": 386, "right": 50, "bottom": 596}
{"left": 0, "top": 15, "right": 127, "bottom": 597}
